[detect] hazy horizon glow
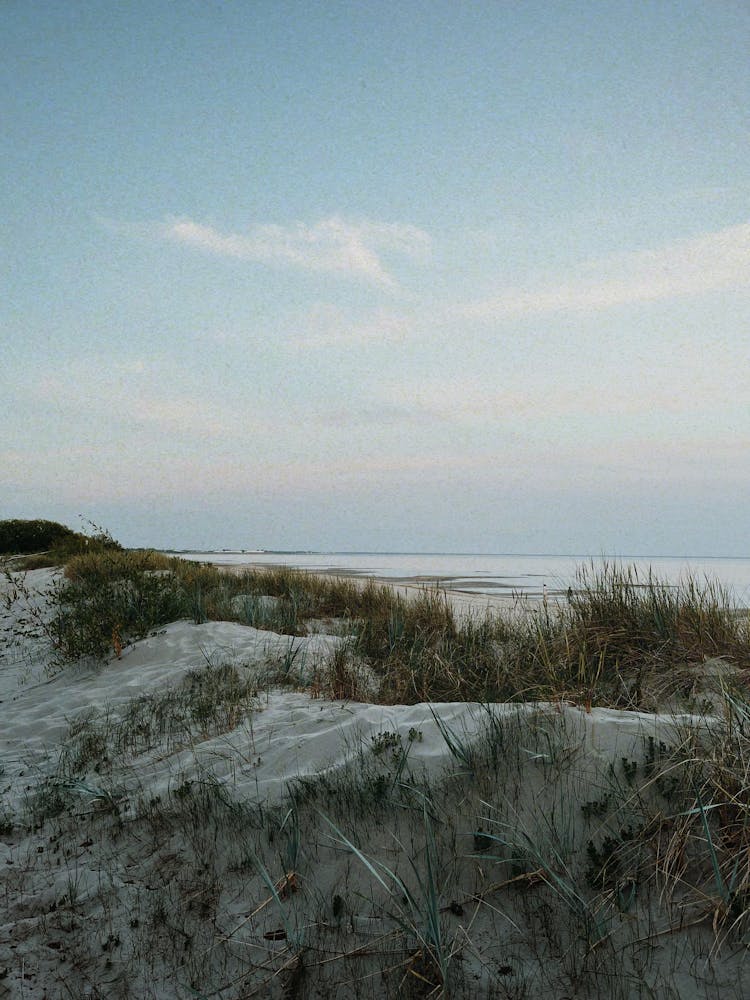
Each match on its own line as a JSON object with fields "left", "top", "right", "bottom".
{"left": 3, "top": 2, "right": 749, "bottom": 555}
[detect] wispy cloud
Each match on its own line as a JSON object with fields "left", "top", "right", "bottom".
{"left": 376, "top": 356, "right": 750, "bottom": 425}
{"left": 33, "top": 361, "right": 271, "bottom": 440}
{"left": 291, "top": 303, "right": 414, "bottom": 349}
{"left": 159, "top": 214, "right": 431, "bottom": 288}
{"left": 459, "top": 220, "right": 750, "bottom": 321}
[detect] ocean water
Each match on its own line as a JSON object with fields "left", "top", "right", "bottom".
{"left": 175, "top": 551, "right": 750, "bottom": 604}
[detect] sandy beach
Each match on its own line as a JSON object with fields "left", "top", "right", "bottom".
{"left": 216, "top": 558, "right": 545, "bottom": 621}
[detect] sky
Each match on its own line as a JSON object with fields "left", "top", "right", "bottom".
{"left": 2, "top": 0, "right": 749, "bottom": 555}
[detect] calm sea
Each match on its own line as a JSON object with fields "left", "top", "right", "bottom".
{"left": 174, "top": 551, "right": 750, "bottom": 605}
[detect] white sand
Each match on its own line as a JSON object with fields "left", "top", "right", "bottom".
{"left": 0, "top": 568, "right": 744, "bottom": 998}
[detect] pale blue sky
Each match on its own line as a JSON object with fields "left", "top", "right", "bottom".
{"left": 3, "top": 1, "right": 749, "bottom": 554}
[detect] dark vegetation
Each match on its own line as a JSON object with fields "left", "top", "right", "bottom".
{"left": 0, "top": 518, "right": 79, "bottom": 555}
{"left": 0, "top": 517, "right": 121, "bottom": 568}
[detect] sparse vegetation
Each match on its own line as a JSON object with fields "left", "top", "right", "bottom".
{"left": 38, "top": 549, "right": 750, "bottom": 711}
{"left": 10, "top": 689, "right": 750, "bottom": 997}
{"left": 58, "top": 662, "right": 259, "bottom": 774}
{"left": 5, "top": 545, "right": 750, "bottom": 996}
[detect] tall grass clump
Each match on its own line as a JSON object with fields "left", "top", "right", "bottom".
{"left": 528, "top": 562, "right": 750, "bottom": 707}
{"left": 322, "top": 801, "right": 456, "bottom": 993}
{"left": 52, "top": 549, "right": 190, "bottom": 659}
{"left": 353, "top": 588, "right": 510, "bottom": 704}
{"left": 671, "top": 692, "right": 750, "bottom": 937}
{"left": 336, "top": 562, "right": 750, "bottom": 708}
{"left": 568, "top": 561, "right": 746, "bottom": 666}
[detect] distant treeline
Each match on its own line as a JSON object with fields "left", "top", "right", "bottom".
{"left": 0, "top": 519, "right": 122, "bottom": 562}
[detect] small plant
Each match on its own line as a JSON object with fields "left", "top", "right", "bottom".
{"left": 585, "top": 835, "right": 622, "bottom": 890}
{"left": 331, "top": 892, "right": 345, "bottom": 920}
{"left": 321, "top": 801, "right": 454, "bottom": 992}
{"left": 27, "top": 779, "right": 71, "bottom": 824}
{"left": 621, "top": 758, "right": 639, "bottom": 785}
{"left": 279, "top": 802, "right": 302, "bottom": 871}
{"left": 473, "top": 827, "right": 493, "bottom": 852}
{"left": 581, "top": 794, "right": 612, "bottom": 819}
{"left": 430, "top": 709, "right": 476, "bottom": 772}
{"left": 642, "top": 736, "right": 682, "bottom": 800}
{"left": 174, "top": 780, "right": 194, "bottom": 800}
{"left": 370, "top": 730, "right": 402, "bottom": 756}
{"left": 64, "top": 714, "right": 110, "bottom": 773}
{"left": 644, "top": 736, "right": 671, "bottom": 777}
{"left": 0, "top": 811, "right": 13, "bottom": 837}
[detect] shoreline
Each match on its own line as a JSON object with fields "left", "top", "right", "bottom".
{"left": 171, "top": 549, "right": 750, "bottom": 608}
{"left": 216, "top": 558, "right": 551, "bottom": 617}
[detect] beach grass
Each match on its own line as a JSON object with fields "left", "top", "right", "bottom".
{"left": 5, "top": 550, "right": 750, "bottom": 997}
{"left": 39, "top": 549, "right": 750, "bottom": 712}
{"left": 15, "top": 688, "right": 750, "bottom": 997}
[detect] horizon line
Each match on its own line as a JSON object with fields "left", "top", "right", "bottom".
{"left": 161, "top": 548, "right": 748, "bottom": 561}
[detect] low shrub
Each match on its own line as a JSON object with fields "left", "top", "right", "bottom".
{"left": 0, "top": 519, "right": 79, "bottom": 555}
{"left": 1, "top": 518, "right": 123, "bottom": 569}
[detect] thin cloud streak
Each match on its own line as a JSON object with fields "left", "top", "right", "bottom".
{"left": 458, "top": 221, "right": 750, "bottom": 321}
{"left": 291, "top": 304, "right": 413, "bottom": 349}
{"left": 32, "top": 364, "right": 271, "bottom": 441}
{"left": 160, "top": 215, "right": 431, "bottom": 288}
{"left": 376, "top": 360, "right": 750, "bottom": 424}
{"left": 11, "top": 429, "right": 742, "bottom": 507}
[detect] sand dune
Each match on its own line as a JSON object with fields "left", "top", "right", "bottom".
{"left": 0, "top": 568, "right": 746, "bottom": 998}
